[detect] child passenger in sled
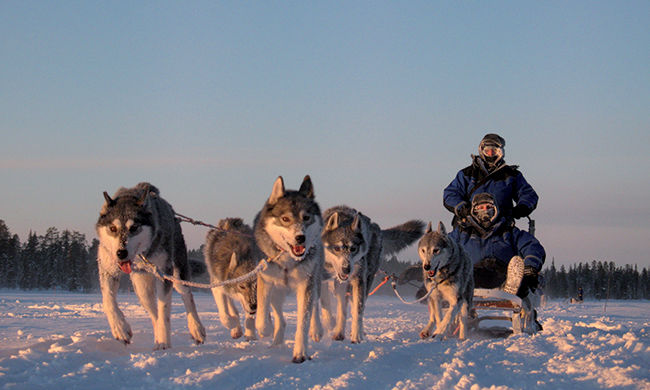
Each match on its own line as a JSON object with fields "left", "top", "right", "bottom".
{"left": 449, "top": 192, "right": 545, "bottom": 333}
{"left": 443, "top": 133, "right": 538, "bottom": 228}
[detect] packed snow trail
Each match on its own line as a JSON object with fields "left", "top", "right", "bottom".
{"left": 1, "top": 291, "right": 648, "bottom": 389}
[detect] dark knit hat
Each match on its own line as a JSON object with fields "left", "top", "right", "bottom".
{"left": 479, "top": 133, "right": 505, "bottom": 148}
{"left": 471, "top": 192, "right": 496, "bottom": 207}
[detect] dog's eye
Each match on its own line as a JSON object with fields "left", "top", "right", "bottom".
{"left": 109, "top": 226, "right": 118, "bottom": 233}
{"left": 281, "top": 216, "right": 291, "bottom": 223}
{"left": 302, "top": 215, "right": 311, "bottom": 222}
{"left": 350, "top": 246, "right": 358, "bottom": 253}
{"left": 433, "top": 248, "right": 440, "bottom": 254}
{"left": 239, "top": 285, "right": 246, "bottom": 291}
{"left": 332, "top": 246, "right": 342, "bottom": 253}
{"left": 129, "top": 225, "right": 139, "bottom": 233}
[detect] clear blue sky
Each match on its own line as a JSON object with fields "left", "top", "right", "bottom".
{"left": 1, "top": 1, "right": 649, "bottom": 267}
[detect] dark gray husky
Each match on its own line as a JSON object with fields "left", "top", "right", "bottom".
{"left": 204, "top": 218, "right": 262, "bottom": 340}
{"left": 320, "top": 205, "right": 424, "bottom": 343}
{"left": 418, "top": 221, "right": 474, "bottom": 340}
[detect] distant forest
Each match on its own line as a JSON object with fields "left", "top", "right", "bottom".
{"left": 540, "top": 260, "right": 650, "bottom": 300}
{"left": 1, "top": 219, "right": 649, "bottom": 300}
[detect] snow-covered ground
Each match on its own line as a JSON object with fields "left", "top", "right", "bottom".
{"left": 0, "top": 290, "right": 648, "bottom": 390}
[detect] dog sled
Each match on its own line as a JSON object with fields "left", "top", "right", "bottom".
{"left": 471, "top": 287, "right": 542, "bottom": 336}
{"left": 469, "top": 217, "right": 542, "bottom": 336}
{"left": 470, "top": 288, "right": 524, "bottom": 336}
{"left": 394, "top": 265, "right": 541, "bottom": 337}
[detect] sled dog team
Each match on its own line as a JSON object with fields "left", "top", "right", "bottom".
{"left": 95, "top": 178, "right": 477, "bottom": 362}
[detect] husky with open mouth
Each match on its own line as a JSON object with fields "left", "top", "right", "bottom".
{"left": 96, "top": 183, "right": 206, "bottom": 350}
{"left": 254, "top": 176, "right": 324, "bottom": 363}
{"left": 418, "top": 221, "right": 474, "bottom": 340}
{"left": 320, "top": 206, "right": 424, "bottom": 343}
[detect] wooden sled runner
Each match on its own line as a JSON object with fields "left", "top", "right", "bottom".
{"left": 471, "top": 287, "right": 543, "bottom": 336}
{"left": 470, "top": 288, "right": 524, "bottom": 336}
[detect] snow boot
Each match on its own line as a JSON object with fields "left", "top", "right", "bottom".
{"left": 503, "top": 255, "right": 524, "bottom": 295}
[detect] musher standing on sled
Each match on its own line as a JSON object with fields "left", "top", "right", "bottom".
{"left": 443, "top": 133, "right": 538, "bottom": 228}
{"left": 449, "top": 193, "right": 546, "bottom": 333}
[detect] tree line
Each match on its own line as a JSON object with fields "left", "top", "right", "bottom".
{"left": 1, "top": 219, "right": 649, "bottom": 299}
{"left": 0, "top": 220, "right": 99, "bottom": 291}
{"left": 541, "top": 259, "right": 650, "bottom": 300}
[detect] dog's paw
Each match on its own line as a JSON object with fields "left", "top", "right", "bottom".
{"left": 256, "top": 321, "right": 273, "bottom": 339}
{"left": 188, "top": 319, "right": 206, "bottom": 344}
{"left": 330, "top": 332, "right": 343, "bottom": 341}
{"left": 192, "top": 332, "right": 206, "bottom": 345}
{"left": 419, "top": 330, "right": 431, "bottom": 339}
{"left": 231, "top": 327, "right": 243, "bottom": 339}
{"left": 244, "top": 333, "right": 257, "bottom": 342}
{"left": 271, "top": 336, "right": 285, "bottom": 346}
{"left": 292, "top": 354, "right": 311, "bottom": 364}
{"left": 310, "top": 328, "right": 323, "bottom": 343}
{"left": 153, "top": 342, "right": 171, "bottom": 351}
{"left": 111, "top": 320, "right": 133, "bottom": 345}
{"left": 190, "top": 322, "right": 206, "bottom": 345}
{"left": 431, "top": 332, "right": 445, "bottom": 340}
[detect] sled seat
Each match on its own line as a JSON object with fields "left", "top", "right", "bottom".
{"left": 471, "top": 288, "right": 524, "bottom": 334}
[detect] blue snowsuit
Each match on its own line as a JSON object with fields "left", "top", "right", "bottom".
{"left": 449, "top": 217, "right": 545, "bottom": 272}
{"left": 443, "top": 155, "right": 538, "bottom": 224}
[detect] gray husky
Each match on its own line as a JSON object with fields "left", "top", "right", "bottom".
{"left": 254, "top": 176, "right": 324, "bottom": 363}
{"left": 203, "top": 218, "right": 261, "bottom": 340}
{"left": 96, "top": 183, "right": 206, "bottom": 349}
{"left": 418, "top": 221, "right": 474, "bottom": 340}
{"left": 320, "top": 206, "right": 424, "bottom": 343}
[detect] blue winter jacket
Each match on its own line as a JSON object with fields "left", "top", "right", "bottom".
{"left": 443, "top": 156, "right": 538, "bottom": 222}
{"left": 449, "top": 218, "right": 546, "bottom": 271}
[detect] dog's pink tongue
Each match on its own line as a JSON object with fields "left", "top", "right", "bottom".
{"left": 293, "top": 245, "right": 306, "bottom": 255}
{"left": 120, "top": 261, "right": 132, "bottom": 274}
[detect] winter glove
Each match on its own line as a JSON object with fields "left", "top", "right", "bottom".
{"left": 512, "top": 204, "right": 531, "bottom": 219}
{"left": 455, "top": 202, "right": 470, "bottom": 219}
{"left": 521, "top": 265, "right": 539, "bottom": 291}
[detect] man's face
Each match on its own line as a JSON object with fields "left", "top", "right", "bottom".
{"left": 482, "top": 145, "right": 499, "bottom": 157}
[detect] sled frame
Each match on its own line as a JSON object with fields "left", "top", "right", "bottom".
{"left": 470, "top": 288, "right": 524, "bottom": 334}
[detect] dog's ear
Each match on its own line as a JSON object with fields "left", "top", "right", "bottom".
{"left": 101, "top": 191, "right": 115, "bottom": 215}
{"left": 351, "top": 213, "right": 361, "bottom": 232}
{"left": 268, "top": 176, "right": 285, "bottom": 205}
{"left": 136, "top": 186, "right": 152, "bottom": 207}
{"left": 325, "top": 212, "right": 339, "bottom": 231}
{"left": 103, "top": 191, "right": 114, "bottom": 205}
{"left": 231, "top": 218, "right": 243, "bottom": 229}
{"left": 229, "top": 252, "right": 238, "bottom": 273}
{"left": 437, "top": 221, "right": 447, "bottom": 235}
{"left": 218, "top": 219, "right": 230, "bottom": 230}
{"left": 425, "top": 221, "right": 433, "bottom": 234}
{"left": 299, "top": 175, "right": 314, "bottom": 199}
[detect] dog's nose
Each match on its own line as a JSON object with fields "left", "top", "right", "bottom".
{"left": 116, "top": 249, "right": 129, "bottom": 260}
{"left": 295, "top": 235, "right": 305, "bottom": 244}
{"left": 250, "top": 303, "right": 257, "bottom": 312}
{"left": 423, "top": 263, "right": 430, "bottom": 271}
